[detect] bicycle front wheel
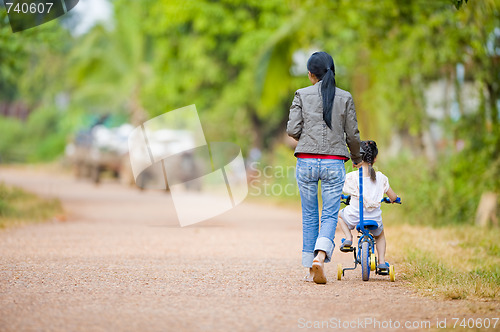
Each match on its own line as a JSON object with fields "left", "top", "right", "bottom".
{"left": 361, "top": 241, "right": 370, "bottom": 281}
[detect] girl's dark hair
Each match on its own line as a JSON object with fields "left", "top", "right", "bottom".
{"left": 307, "top": 52, "right": 336, "bottom": 129}
{"left": 361, "top": 140, "right": 378, "bottom": 182}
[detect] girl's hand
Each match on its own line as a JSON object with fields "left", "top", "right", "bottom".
{"left": 386, "top": 187, "right": 398, "bottom": 202}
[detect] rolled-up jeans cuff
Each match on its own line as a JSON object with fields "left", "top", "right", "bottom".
{"left": 315, "top": 237, "right": 335, "bottom": 263}
{"left": 302, "top": 251, "right": 315, "bottom": 268}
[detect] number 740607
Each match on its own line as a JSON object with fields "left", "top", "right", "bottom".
{"left": 452, "top": 318, "right": 498, "bottom": 329}
{"left": 5, "top": 2, "right": 54, "bottom": 14}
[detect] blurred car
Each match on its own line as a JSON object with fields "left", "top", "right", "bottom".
{"left": 65, "top": 117, "right": 134, "bottom": 184}
{"left": 133, "top": 128, "right": 203, "bottom": 191}
{"left": 65, "top": 115, "right": 202, "bottom": 189}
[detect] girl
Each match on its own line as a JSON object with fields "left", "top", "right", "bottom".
{"left": 338, "top": 140, "right": 399, "bottom": 270}
{"left": 287, "top": 51, "right": 362, "bottom": 284}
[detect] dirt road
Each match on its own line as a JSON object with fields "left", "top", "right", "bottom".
{"left": 0, "top": 167, "right": 490, "bottom": 331}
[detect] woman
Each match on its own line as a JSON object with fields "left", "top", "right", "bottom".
{"left": 287, "top": 51, "right": 362, "bottom": 284}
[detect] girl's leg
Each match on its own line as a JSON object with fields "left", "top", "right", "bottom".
{"left": 338, "top": 215, "right": 353, "bottom": 243}
{"left": 375, "top": 230, "right": 386, "bottom": 263}
{"left": 296, "top": 159, "right": 320, "bottom": 269}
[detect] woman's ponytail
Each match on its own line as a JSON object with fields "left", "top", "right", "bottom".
{"left": 307, "top": 52, "right": 336, "bottom": 129}
{"left": 321, "top": 67, "right": 336, "bottom": 129}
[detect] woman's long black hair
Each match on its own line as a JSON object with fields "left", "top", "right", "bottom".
{"left": 307, "top": 52, "right": 336, "bottom": 129}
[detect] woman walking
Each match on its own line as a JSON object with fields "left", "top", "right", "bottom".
{"left": 287, "top": 51, "right": 362, "bottom": 284}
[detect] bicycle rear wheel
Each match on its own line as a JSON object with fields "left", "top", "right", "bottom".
{"left": 361, "top": 241, "right": 370, "bottom": 281}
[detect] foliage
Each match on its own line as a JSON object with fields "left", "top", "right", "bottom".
{"left": 1, "top": 0, "right": 499, "bottom": 226}
{"left": 65, "top": 0, "right": 155, "bottom": 123}
{"left": 0, "top": 106, "right": 83, "bottom": 163}
{"left": 0, "top": 10, "right": 70, "bottom": 102}
{"left": 455, "top": 0, "right": 469, "bottom": 10}
{"left": 0, "top": 116, "right": 27, "bottom": 162}
{"left": 142, "top": 0, "right": 309, "bottom": 150}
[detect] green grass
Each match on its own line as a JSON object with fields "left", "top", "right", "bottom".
{"left": 401, "top": 248, "right": 499, "bottom": 300}
{"left": 0, "top": 182, "right": 62, "bottom": 228}
{"left": 384, "top": 209, "right": 500, "bottom": 302}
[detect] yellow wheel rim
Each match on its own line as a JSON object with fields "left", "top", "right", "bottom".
{"left": 370, "top": 253, "right": 376, "bottom": 271}
{"left": 389, "top": 265, "right": 395, "bottom": 282}
{"left": 337, "top": 263, "right": 343, "bottom": 280}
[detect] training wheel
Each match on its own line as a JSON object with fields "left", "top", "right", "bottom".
{"left": 337, "top": 263, "right": 343, "bottom": 280}
{"left": 389, "top": 265, "right": 395, "bottom": 282}
{"left": 370, "top": 253, "right": 376, "bottom": 271}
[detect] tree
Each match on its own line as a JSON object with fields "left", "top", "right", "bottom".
{"left": 65, "top": 0, "right": 154, "bottom": 125}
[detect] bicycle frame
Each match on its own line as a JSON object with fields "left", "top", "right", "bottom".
{"left": 341, "top": 167, "right": 376, "bottom": 273}
{"left": 339, "top": 167, "right": 400, "bottom": 281}
{"left": 357, "top": 167, "right": 376, "bottom": 262}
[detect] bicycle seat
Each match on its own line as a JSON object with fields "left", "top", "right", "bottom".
{"left": 356, "top": 220, "right": 379, "bottom": 232}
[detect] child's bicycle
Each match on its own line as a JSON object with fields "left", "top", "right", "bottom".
{"left": 337, "top": 167, "right": 401, "bottom": 282}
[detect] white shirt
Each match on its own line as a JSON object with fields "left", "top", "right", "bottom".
{"left": 342, "top": 171, "right": 390, "bottom": 226}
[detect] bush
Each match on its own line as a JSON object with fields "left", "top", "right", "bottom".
{"left": 0, "top": 117, "right": 29, "bottom": 163}
{"left": 381, "top": 137, "right": 499, "bottom": 226}
{"left": 0, "top": 106, "right": 82, "bottom": 163}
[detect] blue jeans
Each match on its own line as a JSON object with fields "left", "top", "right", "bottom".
{"left": 296, "top": 158, "right": 346, "bottom": 268}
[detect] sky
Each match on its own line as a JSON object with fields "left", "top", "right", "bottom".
{"left": 69, "top": 0, "right": 113, "bottom": 36}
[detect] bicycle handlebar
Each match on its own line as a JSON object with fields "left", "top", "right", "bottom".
{"left": 381, "top": 197, "right": 402, "bottom": 204}
{"left": 341, "top": 194, "right": 401, "bottom": 205}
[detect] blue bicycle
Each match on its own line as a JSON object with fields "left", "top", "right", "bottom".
{"left": 337, "top": 167, "right": 401, "bottom": 282}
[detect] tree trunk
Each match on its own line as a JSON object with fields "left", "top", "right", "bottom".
{"left": 249, "top": 107, "right": 264, "bottom": 151}
{"left": 475, "top": 192, "right": 498, "bottom": 227}
{"left": 129, "top": 85, "right": 148, "bottom": 127}
{"left": 486, "top": 82, "right": 498, "bottom": 129}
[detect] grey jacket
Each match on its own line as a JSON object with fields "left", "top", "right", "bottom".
{"left": 286, "top": 83, "right": 362, "bottom": 164}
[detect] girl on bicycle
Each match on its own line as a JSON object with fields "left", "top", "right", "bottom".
{"left": 338, "top": 140, "right": 398, "bottom": 270}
